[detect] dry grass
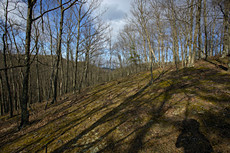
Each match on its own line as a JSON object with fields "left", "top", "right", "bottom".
{"left": 0, "top": 59, "right": 230, "bottom": 153}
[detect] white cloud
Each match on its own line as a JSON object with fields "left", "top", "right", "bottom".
{"left": 102, "top": 0, "right": 132, "bottom": 14}
{"left": 102, "top": 4, "right": 126, "bottom": 21}
{"left": 101, "top": 0, "right": 132, "bottom": 40}
{"left": 0, "top": 0, "right": 27, "bottom": 27}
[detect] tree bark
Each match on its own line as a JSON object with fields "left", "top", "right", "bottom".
{"left": 203, "top": 0, "right": 208, "bottom": 59}
{"left": 222, "top": 0, "right": 229, "bottom": 58}
{"left": 19, "top": 0, "right": 36, "bottom": 128}
{"left": 210, "top": 16, "right": 216, "bottom": 56}
{"left": 74, "top": 10, "right": 81, "bottom": 92}
{"left": 36, "top": 56, "right": 41, "bottom": 102}
{"left": 3, "top": 35, "right": 13, "bottom": 117}
{"left": 198, "top": 0, "right": 202, "bottom": 59}
{"left": 3, "top": 0, "right": 13, "bottom": 117}
{"left": 79, "top": 46, "right": 90, "bottom": 93}
{"left": 191, "top": 0, "right": 201, "bottom": 65}
{"left": 188, "top": 0, "right": 194, "bottom": 66}
{"left": 47, "top": 13, "right": 54, "bottom": 101}
{"left": 65, "top": 39, "right": 70, "bottom": 94}
{"left": 52, "top": 0, "right": 64, "bottom": 104}
{"left": 0, "top": 73, "right": 3, "bottom": 115}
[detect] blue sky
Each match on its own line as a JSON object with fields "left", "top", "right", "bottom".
{"left": 0, "top": 0, "right": 133, "bottom": 36}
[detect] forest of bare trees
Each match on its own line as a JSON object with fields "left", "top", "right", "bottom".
{"left": 115, "top": 0, "right": 229, "bottom": 70}
{"left": 0, "top": 0, "right": 229, "bottom": 129}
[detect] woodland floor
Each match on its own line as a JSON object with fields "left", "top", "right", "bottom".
{"left": 0, "top": 58, "right": 230, "bottom": 153}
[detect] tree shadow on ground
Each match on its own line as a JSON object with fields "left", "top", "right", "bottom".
{"left": 164, "top": 65, "right": 230, "bottom": 104}
{"left": 50, "top": 71, "right": 166, "bottom": 153}
{"left": 198, "top": 110, "right": 230, "bottom": 152}
{"left": 199, "top": 109, "right": 230, "bottom": 139}
{"left": 204, "top": 59, "right": 228, "bottom": 71}
{"left": 127, "top": 79, "right": 187, "bottom": 153}
{"left": 2, "top": 64, "right": 230, "bottom": 153}
{"left": 0, "top": 82, "right": 118, "bottom": 149}
{"left": 163, "top": 65, "right": 230, "bottom": 152}
{"left": 50, "top": 65, "right": 230, "bottom": 153}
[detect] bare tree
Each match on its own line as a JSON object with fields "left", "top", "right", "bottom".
{"left": 72, "top": 0, "right": 102, "bottom": 92}
{"left": 2, "top": 0, "right": 13, "bottom": 117}
{"left": 20, "top": 0, "right": 80, "bottom": 129}
{"left": 130, "top": 0, "right": 158, "bottom": 80}
{"left": 52, "top": 0, "right": 79, "bottom": 104}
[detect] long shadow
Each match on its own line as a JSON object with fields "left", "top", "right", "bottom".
{"left": 0, "top": 95, "right": 82, "bottom": 146}
{"left": 0, "top": 103, "right": 82, "bottom": 148}
{"left": 51, "top": 71, "right": 165, "bottom": 153}
{"left": 125, "top": 66, "right": 229, "bottom": 153}
{"left": 127, "top": 81, "right": 182, "bottom": 153}
{"left": 0, "top": 86, "right": 120, "bottom": 150}
{"left": 77, "top": 120, "right": 126, "bottom": 153}
{"left": 199, "top": 110, "right": 230, "bottom": 139}
{"left": 0, "top": 82, "right": 119, "bottom": 149}
{"left": 99, "top": 129, "right": 176, "bottom": 153}
{"left": 4, "top": 65, "right": 229, "bottom": 152}
{"left": 97, "top": 130, "right": 137, "bottom": 153}
{"left": 17, "top": 87, "right": 125, "bottom": 152}
{"left": 163, "top": 66, "right": 230, "bottom": 103}
{"left": 49, "top": 83, "right": 116, "bottom": 116}
{"left": 204, "top": 59, "right": 228, "bottom": 71}
{"left": 163, "top": 66, "right": 230, "bottom": 152}
{"left": 3, "top": 74, "right": 143, "bottom": 152}
{"left": 17, "top": 101, "right": 112, "bottom": 153}
{"left": 0, "top": 128, "right": 18, "bottom": 142}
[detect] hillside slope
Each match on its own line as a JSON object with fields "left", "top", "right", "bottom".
{"left": 0, "top": 59, "right": 230, "bottom": 153}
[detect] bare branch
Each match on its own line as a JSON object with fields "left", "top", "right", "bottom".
{"left": 32, "top": 0, "right": 82, "bottom": 21}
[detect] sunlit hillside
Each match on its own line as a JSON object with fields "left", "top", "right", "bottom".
{"left": 0, "top": 58, "right": 229, "bottom": 153}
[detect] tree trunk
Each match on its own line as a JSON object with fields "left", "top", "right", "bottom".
{"left": 184, "top": 29, "right": 189, "bottom": 67}
{"left": 0, "top": 73, "right": 3, "bottom": 115}
{"left": 158, "top": 34, "right": 161, "bottom": 67}
{"left": 222, "top": 0, "right": 229, "bottom": 58}
{"left": 36, "top": 56, "right": 41, "bottom": 102}
{"left": 2, "top": 35, "right": 13, "bottom": 117}
{"left": 191, "top": 0, "right": 201, "bottom": 65}
{"left": 79, "top": 48, "right": 89, "bottom": 93}
{"left": 29, "top": 73, "right": 33, "bottom": 106}
{"left": 150, "top": 51, "right": 154, "bottom": 81}
{"left": 179, "top": 31, "right": 184, "bottom": 68}
{"left": 161, "top": 34, "right": 165, "bottom": 68}
{"left": 70, "top": 45, "right": 75, "bottom": 92}
{"left": 60, "top": 55, "right": 64, "bottom": 96}
{"left": 188, "top": 0, "right": 194, "bottom": 66}
{"left": 143, "top": 34, "right": 148, "bottom": 63}
{"left": 3, "top": 0, "right": 13, "bottom": 117}
{"left": 10, "top": 21, "right": 23, "bottom": 111}
{"left": 210, "top": 17, "right": 216, "bottom": 56}
{"left": 198, "top": 0, "right": 202, "bottom": 59}
{"left": 52, "top": 1, "right": 64, "bottom": 104}
{"left": 74, "top": 5, "right": 82, "bottom": 92}
{"left": 19, "top": 0, "right": 35, "bottom": 128}
{"left": 203, "top": 0, "right": 208, "bottom": 59}
{"left": 169, "top": 0, "right": 179, "bottom": 69}
{"left": 65, "top": 39, "right": 70, "bottom": 94}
